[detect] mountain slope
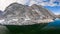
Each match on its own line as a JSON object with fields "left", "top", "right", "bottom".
{"left": 2, "top": 3, "right": 55, "bottom": 25}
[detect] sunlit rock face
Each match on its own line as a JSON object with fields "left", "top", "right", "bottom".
{"left": 31, "top": 4, "right": 56, "bottom": 19}
{"left": 2, "top": 3, "right": 55, "bottom": 25}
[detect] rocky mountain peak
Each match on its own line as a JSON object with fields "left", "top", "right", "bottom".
{"left": 1, "top": 3, "right": 55, "bottom": 25}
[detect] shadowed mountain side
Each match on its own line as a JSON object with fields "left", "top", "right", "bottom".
{"left": 0, "top": 10, "right": 4, "bottom": 19}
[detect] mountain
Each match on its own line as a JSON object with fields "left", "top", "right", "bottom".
{"left": 2, "top": 3, "right": 55, "bottom": 25}
{"left": 58, "top": 15, "right": 60, "bottom": 18}
{"left": 0, "top": 10, "right": 3, "bottom": 15}
{"left": 56, "top": 15, "right": 60, "bottom": 18}
{"left": 4, "top": 3, "right": 28, "bottom": 17}
{"left": 0, "top": 10, "right": 4, "bottom": 19}
{"left": 30, "top": 4, "right": 56, "bottom": 19}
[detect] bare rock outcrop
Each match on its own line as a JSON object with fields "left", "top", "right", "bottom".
{"left": 1, "top": 3, "right": 55, "bottom": 25}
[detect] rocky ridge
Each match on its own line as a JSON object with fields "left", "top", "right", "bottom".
{"left": 0, "top": 3, "right": 55, "bottom": 25}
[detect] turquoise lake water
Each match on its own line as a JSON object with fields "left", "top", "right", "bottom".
{"left": 3, "top": 19, "right": 60, "bottom": 34}
{"left": 46, "top": 19, "right": 60, "bottom": 28}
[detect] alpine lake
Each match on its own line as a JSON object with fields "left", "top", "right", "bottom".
{"left": 0, "top": 19, "right": 60, "bottom": 34}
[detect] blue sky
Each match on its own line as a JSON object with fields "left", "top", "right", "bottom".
{"left": 42, "top": 0, "right": 60, "bottom": 15}
{"left": 44, "top": 6, "right": 60, "bottom": 15}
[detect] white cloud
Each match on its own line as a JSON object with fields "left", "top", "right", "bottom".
{"left": 29, "top": 0, "right": 60, "bottom": 7}
{"left": 0, "top": 0, "right": 27, "bottom": 11}
{"left": 0, "top": 0, "right": 60, "bottom": 11}
{"left": 47, "top": 2, "right": 57, "bottom": 7}
{"left": 0, "top": 0, "right": 17, "bottom": 11}
{"left": 55, "top": 13, "right": 60, "bottom": 15}
{"left": 29, "top": 0, "right": 37, "bottom": 6}
{"left": 17, "top": 0, "right": 27, "bottom": 5}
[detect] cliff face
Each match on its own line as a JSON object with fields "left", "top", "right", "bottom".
{"left": 2, "top": 3, "right": 55, "bottom": 25}
{"left": 56, "top": 15, "right": 60, "bottom": 18}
